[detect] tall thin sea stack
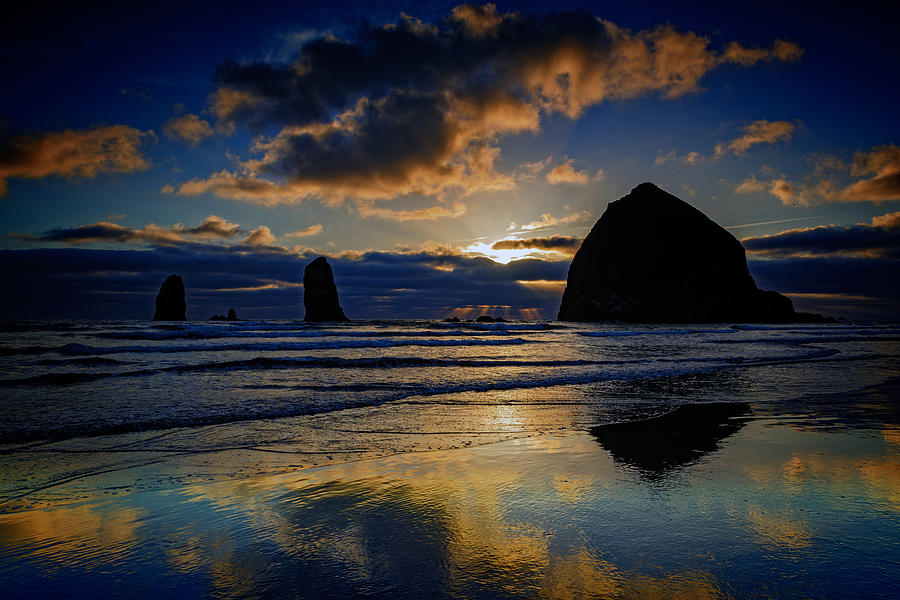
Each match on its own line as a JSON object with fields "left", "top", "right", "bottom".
{"left": 303, "top": 257, "right": 349, "bottom": 322}
{"left": 153, "top": 274, "right": 186, "bottom": 321}
{"left": 558, "top": 183, "right": 823, "bottom": 323}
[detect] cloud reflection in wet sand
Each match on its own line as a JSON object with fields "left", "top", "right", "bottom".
{"left": 2, "top": 416, "right": 899, "bottom": 598}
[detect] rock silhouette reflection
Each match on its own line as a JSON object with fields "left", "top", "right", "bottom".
{"left": 591, "top": 402, "right": 751, "bottom": 475}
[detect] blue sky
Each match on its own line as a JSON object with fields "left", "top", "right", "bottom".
{"left": 1, "top": 1, "right": 898, "bottom": 320}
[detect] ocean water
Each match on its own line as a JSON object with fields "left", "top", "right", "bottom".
{"left": 1, "top": 319, "right": 899, "bottom": 598}
{"left": 1, "top": 319, "right": 897, "bottom": 447}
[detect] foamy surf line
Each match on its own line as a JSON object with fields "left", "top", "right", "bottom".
{"left": 0, "top": 344, "right": 846, "bottom": 388}
{"left": 0, "top": 346, "right": 881, "bottom": 444}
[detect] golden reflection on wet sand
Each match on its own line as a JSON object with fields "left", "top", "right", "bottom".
{"left": 2, "top": 418, "right": 899, "bottom": 598}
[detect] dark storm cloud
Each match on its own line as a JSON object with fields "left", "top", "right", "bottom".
{"left": 748, "top": 256, "right": 900, "bottom": 320}
{"left": 175, "top": 5, "right": 801, "bottom": 204}
{"left": 742, "top": 214, "right": 900, "bottom": 318}
{"left": 492, "top": 236, "right": 581, "bottom": 254}
{"left": 742, "top": 214, "right": 900, "bottom": 259}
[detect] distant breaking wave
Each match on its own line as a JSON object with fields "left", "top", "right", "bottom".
{"left": 0, "top": 345, "right": 850, "bottom": 388}
{"left": 0, "top": 337, "right": 536, "bottom": 357}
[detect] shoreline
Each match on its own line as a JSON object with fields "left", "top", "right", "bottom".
{"left": 2, "top": 373, "right": 899, "bottom": 513}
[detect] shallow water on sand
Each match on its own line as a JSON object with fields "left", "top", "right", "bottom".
{"left": 1, "top": 412, "right": 899, "bottom": 599}
{"left": 0, "top": 319, "right": 898, "bottom": 597}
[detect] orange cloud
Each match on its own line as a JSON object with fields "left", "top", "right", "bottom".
{"left": 871, "top": 211, "right": 900, "bottom": 229}
{"left": 0, "top": 125, "right": 151, "bottom": 196}
{"left": 770, "top": 179, "right": 796, "bottom": 204}
{"left": 449, "top": 3, "right": 503, "bottom": 36}
{"left": 355, "top": 201, "right": 467, "bottom": 221}
{"left": 842, "top": 145, "right": 900, "bottom": 202}
{"left": 285, "top": 224, "right": 324, "bottom": 238}
{"left": 163, "top": 114, "right": 215, "bottom": 145}
{"left": 172, "top": 170, "right": 309, "bottom": 205}
{"left": 545, "top": 158, "right": 599, "bottom": 185}
{"left": 714, "top": 120, "right": 797, "bottom": 158}
{"left": 721, "top": 39, "right": 803, "bottom": 65}
{"left": 244, "top": 225, "right": 276, "bottom": 246}
{"left": 734, "top": 175, "right": 768, "bottom": 193}
{"left": 735, "top": 144, "right": 900, "bottom": 206}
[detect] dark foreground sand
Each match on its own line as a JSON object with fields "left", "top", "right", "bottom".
{"left": 1, "top": 379, "right": 899, "bottom": 599}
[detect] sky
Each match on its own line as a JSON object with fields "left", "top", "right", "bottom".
{"left": 1, "top": 0, "right": 898, "bottom": 321}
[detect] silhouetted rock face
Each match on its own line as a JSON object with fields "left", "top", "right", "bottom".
{"left": 303, "top": 257, "right": 349, "bottom": 322}
{"left": 558, "top": 183, "right": 807, "bottom": 323}
{"left": 153, "top": 275, "right": 186, "bottom": 321}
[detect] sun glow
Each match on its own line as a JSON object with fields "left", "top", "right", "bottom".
{"left": 463, "top": 240, "right": 570, "bottom": 264}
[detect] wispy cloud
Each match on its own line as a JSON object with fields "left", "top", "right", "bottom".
{"left": 714, "top": 120, "right": 797, "bottom": 158}
{"left": 285, "top": 224, "right": 323, "bottom": 238}
{"left": 655, "top": 149, "right": 703, "bottom": 165}
{"left": 163, "top": 113, "right": 215, "bottom": 145}
{"left": 355, "top": 201, "right": 467, "bottom": 221}
{"left": 508, "top": 210, "right": 591, "bottom": 232}
{"left": 8, "top": 215, "right": 243, "bottom": 245}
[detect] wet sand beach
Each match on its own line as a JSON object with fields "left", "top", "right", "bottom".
{"left": 2, "top": 376, "right": 899, "bottom": 599}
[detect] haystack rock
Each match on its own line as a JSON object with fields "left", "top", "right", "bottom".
{"left": 558, "top": 183, "right": 827, "bottom": 323}
{"left": 153, "top": 275, "right": 186, "bottom": 321}
{"left": 303, "top": 257, "right": 349, "bottom": 322}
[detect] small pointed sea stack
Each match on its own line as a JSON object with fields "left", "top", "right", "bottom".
{"left": 153, "top": 275, "right": 186, "bottom": 321}
{"left": 227, "top": 308, "right": 238, "bottom": 321}
{"left": 303, "top": 257, "right": 349, "bottom": 322}
{"left": 558, "top": 182, "right": 824, "bottom": 323}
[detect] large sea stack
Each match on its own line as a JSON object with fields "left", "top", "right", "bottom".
{"left": 303, "top": 257, "right": 349, "bottom": 322}
{"left": 153, "top": 274, "right": 186, "bottom": 321}
{"left": 558, "top": 183, "right": 823, "bottom": 323}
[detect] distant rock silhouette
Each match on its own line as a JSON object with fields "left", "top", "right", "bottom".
{"left": 211, "top": 308, "right": 239, "bottom": 321}
{"left": 303, "top": 257, "right": 349, "bottom": 322}
{"left": 475, "top": 315, "right": 506, "bottom": 322}
{"left": 443, "top": 316, "right": 461, "bottom": 322}
{"left": 558, "top": 183, "right": 830, "bottom": 323}
{"left": 153, "top": 275, "right": 186, "bottom": 321}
